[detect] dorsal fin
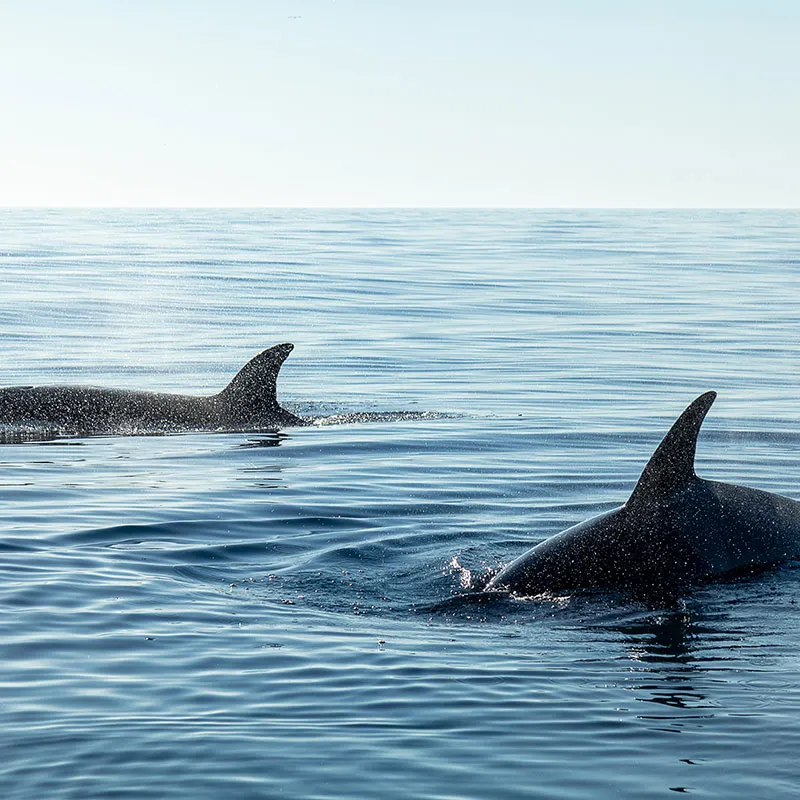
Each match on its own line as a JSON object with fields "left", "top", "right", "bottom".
{"left": 628, "top": 391, "right": 716, "bottom": 509}
{"left": 216, "top": 343, "right": 294, "bottom": 413}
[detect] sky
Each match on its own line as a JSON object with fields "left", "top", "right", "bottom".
{"left": 1, "top": 0, "right": 798, "bottom": 207}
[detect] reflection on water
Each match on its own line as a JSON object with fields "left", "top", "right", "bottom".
{"left": 235, "top": 434, "right": 287, "bottom": 448}
{"left": 613, "top": 607, "right": 700, "bottom": 662}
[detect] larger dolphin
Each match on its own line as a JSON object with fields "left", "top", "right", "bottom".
{"left": 0, "top": 343, "right": 306, "bottom": 434}
{"left": 487, "top": 392, "right": 800, "bottom": 597}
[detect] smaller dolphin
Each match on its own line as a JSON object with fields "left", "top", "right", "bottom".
{"left": 0, "top": 343, "right": 306, "bottom": 434}
{"left": 486, "top": 392, "right": 800, "bottom": 598}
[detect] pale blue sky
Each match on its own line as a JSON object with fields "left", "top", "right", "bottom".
{"left": 1, "top": 0, "right": 798, "bottom": 207}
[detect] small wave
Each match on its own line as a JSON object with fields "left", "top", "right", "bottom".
{"left": 0, "top": 423, "right": 77, "bottom": 444}
{"left": 0, "top": 410, "right": 454, "bottom": 442}
{"left": 310, "top": 410, "right": 457, "bottom": 426}
{"left": 415, "top": 590, "right": 515, "bottom": 614}
{"left": 0, "top": 420, "right": 179, "bottom": 443}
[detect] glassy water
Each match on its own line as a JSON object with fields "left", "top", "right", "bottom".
{"left": 1, "top": 209, "right": 799, "bottom": 798}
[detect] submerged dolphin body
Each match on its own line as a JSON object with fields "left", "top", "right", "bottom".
{"left": 487, "top": 392, "right": 800, "bottom": 597}
{"left": 0, "top": 343, "right": 306, "bottom": 434}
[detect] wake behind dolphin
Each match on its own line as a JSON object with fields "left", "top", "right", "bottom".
{"left": 484, "top": 392, "right": 800, "bottom": 600}
{"left": 0, "top": 343, "right": 306, "bottom": 436}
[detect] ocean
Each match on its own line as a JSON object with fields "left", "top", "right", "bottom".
{"left": 1, "top": 208, "right": 799, "bottom": 798}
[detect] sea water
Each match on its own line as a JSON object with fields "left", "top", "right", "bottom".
{"left": 1, "top": 208, "right": 799, "bottom": 798}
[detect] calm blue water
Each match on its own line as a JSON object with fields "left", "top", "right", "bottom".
{"left": 1, "top": 209, "right": 800, "bottom": 798}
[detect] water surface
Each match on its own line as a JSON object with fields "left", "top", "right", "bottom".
{"left": 1, "top": 209, "right": 800, "bottom": 798}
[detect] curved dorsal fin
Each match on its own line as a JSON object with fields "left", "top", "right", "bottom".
{"left": 216, "top": 343, "right": 294, "bottom": 411}
{"left": 628, "top": 391, "right": 716, "bottom": 509}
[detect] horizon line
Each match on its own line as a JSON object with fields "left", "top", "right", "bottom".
{"left": 1, "top": 205, "right": 798, "bottom": 211}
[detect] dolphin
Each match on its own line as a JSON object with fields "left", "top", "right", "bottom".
{"left": 486, "top": 392, "right": 800, "bottom": 598}
{"left": 0, "top": 343, "right": 307, "bottom": 434}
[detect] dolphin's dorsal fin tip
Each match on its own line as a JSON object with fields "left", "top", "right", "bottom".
{"left": 629, "top": 391, "right": 716, "bottom": 507}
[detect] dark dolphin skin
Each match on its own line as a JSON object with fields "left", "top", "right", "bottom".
{"left": 486, "top": 392, "right": 800, "bottom": 597}
{"left": 0, "top": 343, "right": 306, "bottom": 434}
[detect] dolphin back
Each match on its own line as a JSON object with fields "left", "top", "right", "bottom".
{"left": 487, "top": 391, "right": 800, "bottom": 598}
{"left": 0, "top": 342, "right": 306, "bottom": 433}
